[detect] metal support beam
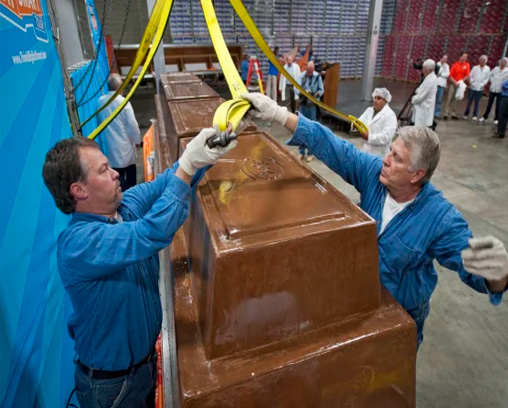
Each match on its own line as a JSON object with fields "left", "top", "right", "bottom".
{"left": 146, "top": 0, "right": 165, "bottom": 92}
{"left": 361, "top": 0, "right": 384, "bottom": 101}
{"left": 46, "top": 0, "right": 82, "bottom": 137}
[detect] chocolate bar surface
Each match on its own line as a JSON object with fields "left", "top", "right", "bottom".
{"left": 183, "top": 132, "right": 381, "bottom": 358}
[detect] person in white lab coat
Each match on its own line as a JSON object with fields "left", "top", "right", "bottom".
{"left": 279, "top": 55, "right": 301, "bottom": 113}
{"left": 97, "top": 74, "right": 141, "bottom": 191}
{"left": 480, "top": 57, "right": 508, "bottom": 124}
{"left": 411, "top": 59, "right": 438, "bottom": 128}
{"left": 356, "top": 88, "right": 397, "bottom": 157}
{"left": 464, "top": 55, "right": 491, "bottom": 121}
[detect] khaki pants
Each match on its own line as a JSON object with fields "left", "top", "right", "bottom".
{"left": 266, "top": 75, "right": 277, "bottom": 101}
{"left": 444, "top": 81, "right": 458, "bottom": 117}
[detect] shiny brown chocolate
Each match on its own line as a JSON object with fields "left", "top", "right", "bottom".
{"left": 162, "top": 82, "right": 219, "bottom": 101}
{"left": 171, "top": 229, "right": 416, "bottom": 408}
{"left": 181, "top": 131, "right": 381, "bottom": 359}
{"left": 156, "top": 96, "right": 257, "bottom": 164}
{"left": 154, "top": 94, "right": 171, "bottom": 170}
{"left": 160, "top": 72, "right": 202, "bottom": 86}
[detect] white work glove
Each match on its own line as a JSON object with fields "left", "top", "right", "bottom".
{"left": 178, "top": 127, "right": 237, "bottom": 176}
{"left": 242, "top": 93, "right": 289, "bottom": 126}
{"left": 461, "top": 236, "right": 508, "bottom": 282}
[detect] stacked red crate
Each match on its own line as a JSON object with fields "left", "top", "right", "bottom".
{"left": 421, "top": 0, "right": 440, "bottom": 35}
{"left": 382, "top": 36, "right": 396, "bottom": 77}
{"left": 395, "top": 37, "right": 412, "bottom": 80}
{"left": 427, "top": 35, "right": 446, "bottom": 62}
{"left": 466, "top": 35, "right": 491, "bottom": 66}
{"left": 408, "top": 36, "right": 427, "bottom": 82}
{"left": 446, "top": 36, "right": 468, "bottom": 64}
{"left": 438, "top": 0, "right": 462, "bottom": 34}
{"left": 392, "top": 0, "right": 409, "bottom": 34}
{"left": 406, "top": 1, "right": 424, "bottom": 34}
{"left": 489, "top": 35, "right": 507, "bottom": 63}
{"left": 479, "top": 1, "right": 506, "bottom": 33}
{"left": 458, "top": 0, "right": 483, "bottom": 33}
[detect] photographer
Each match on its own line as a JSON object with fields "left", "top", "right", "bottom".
{"left": 295, "top": 61, "right": 324, "bottom": 162}
{"left": 411, "top": 59, "right": 438, "bottom": 128}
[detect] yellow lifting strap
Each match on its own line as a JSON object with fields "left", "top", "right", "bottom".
{"left": 228, "top": 0, "right": 367, "bottom": 134}
{"left": 200, "top": 0, "right": 251, "bottom": 132}
{"left": 81, "top": 0, "right": 165, "bottom": 130}
{"left": 87, "top": 0, "right": 173, "bottom": 140}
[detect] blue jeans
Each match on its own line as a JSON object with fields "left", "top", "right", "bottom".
{"left": 406, "top": 298, "right": 431, "bottom": 350}
{"left": 435, "top": 86, "right": 445, "bottom": 117}
{"left": 482, "top": 92, "right": 500, "bottom": 121}
{"left": 299, "top": 104, "right": 317, "bottom": 156}
{"left": 464, "top": 89, "right": 483, "bottom": 117}
{"left": 75, "top": 357, "right": 157, "bottom": 408}
{"left": 498, "top": 95, "right": 508, "bottom": 136}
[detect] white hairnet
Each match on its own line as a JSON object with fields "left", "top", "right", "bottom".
{"left": 372, "top": 88, "right": 392, "bottom": 103}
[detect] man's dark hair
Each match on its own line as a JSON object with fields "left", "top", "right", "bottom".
{"left": 42, "top": 137, "right": 100, "bottom": 214}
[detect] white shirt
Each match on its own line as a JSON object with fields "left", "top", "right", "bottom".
{"left": 469, "top": 65, "right": 491, "bottom": 91}
{"left": 357, "top": 104, "right": 397, "bottom": 157}
{"left": 279, "top": 62, "right": 301, "bottom": 101}
{"left": 97, "top": 91, "right": 141, "bottom": 169}
{"left": 380, "top": 194, "right": 413, "bottom": 235}
{"left": 436, "top": 62, "right": 450, "bottom": 88}
{"left": 411, "top": 72, "right": 438, "bottom": 127}
{"left": 489, "top": 66, "right": 508, "bottom": 93}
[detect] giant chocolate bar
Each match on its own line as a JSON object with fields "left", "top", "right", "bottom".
{"left": 183, "top": 131, "right": 381, "bottom": 359}
{"left": 173, "top": 244, "right": 416, "bottom": 408}
{"left": 154, "top": 76, "right": 416, "bottom": 407}
{"left": 161, "top": 75, "right": 219, "bottom": 101}
{"left": 160, "top": 72, "right": 202, "bottom": 86}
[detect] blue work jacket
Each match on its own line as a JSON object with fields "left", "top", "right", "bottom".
{"left": 288, "top": 115, "right": 504, "bottom": 311}
{"left": 58, "top": 164, "right": 204, "bottom": 371}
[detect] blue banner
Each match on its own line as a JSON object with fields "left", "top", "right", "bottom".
{"left": 0, "top": 0, "right": 75, "bottom": 406}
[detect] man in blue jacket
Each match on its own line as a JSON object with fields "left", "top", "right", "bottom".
{"left": 243, "top": 92, "right": 508, "bottom": 348}
{"left": 42, "top": 128, "right": 236, "bottom": 408}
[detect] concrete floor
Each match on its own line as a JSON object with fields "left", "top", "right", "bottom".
{"left": 131, "top": 79, "right": 508, "bottom": 407}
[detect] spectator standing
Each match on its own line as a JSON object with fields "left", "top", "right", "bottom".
{"left": 411, "top": 59, "right": 438, "bottom": 128}
{"left": 492, "top": 79, "right": 508, "bottom": 139}
{"left": 266, "top": 46, "right": 280, "bottom": 102}
{"left": 98, "top": 74, "right": 141, "bottom": 191}
{"left": 463, "top": 55, "right": 490, "bottom": 121}
{"left": 279, "top": 55, "right": 301, "bottom": 113}
{"left": 480, "top": 57, "right": 508, "bottom": 124}
{"left": 296, "top": 61, "right": 324, "bottom": 162}
{"left": 435, "top": 55, "right": 450, "bottom": 119}
{"left": 443, "top": 53, "right": 471, "bottom": 120}
{"left": 356, "top": 88, "right": 397, "bottom": 157}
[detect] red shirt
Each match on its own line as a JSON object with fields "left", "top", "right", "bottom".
{"left": 449, "top": 61, "right": 471, "bottom": 82}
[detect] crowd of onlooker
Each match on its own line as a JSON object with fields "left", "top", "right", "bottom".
{"left": 434, "top": 53, "right": 508, "bottom": 139}
{"left": 240, "top": 47, "right": 508, "bottom": 160}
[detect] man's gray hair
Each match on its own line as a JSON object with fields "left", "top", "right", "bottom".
{"left": 423, "top": 59, "right": 435, "bottom": 72}
{"left": 107, "top": 73, "right": 123, "bottom": 91}
{"left": 479, "top": 55, "right": 488, "bottom": 62}
{"left": 394, "top": 127, "right": 441, "bottom": 185}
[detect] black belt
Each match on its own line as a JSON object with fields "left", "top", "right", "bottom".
{"left": 77, "top": 349, "right": 156, "bottom": 380}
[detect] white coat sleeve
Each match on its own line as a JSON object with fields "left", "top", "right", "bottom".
{"left": 368, "top": 112, "right": 397, "bottom": 146}
{"left": 411, "top": 80, "right": 432, "bottom": 105}
{"left": 354, "top": 109, "right": 369, "bottom": 132}
{"left": 123, "top": 102, "right": 141, "bottom": 145}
